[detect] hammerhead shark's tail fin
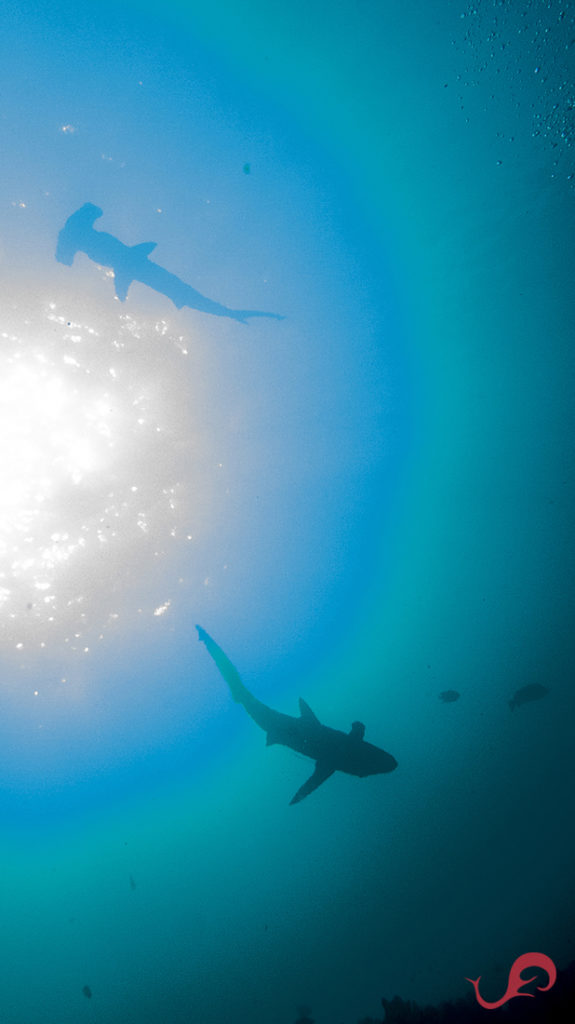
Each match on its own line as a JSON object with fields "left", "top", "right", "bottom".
{"left": 231, "top": 310, "right": 285, "bottom": 325}
{"left": 196, "top": 625, "right": 246, "bottom": 702}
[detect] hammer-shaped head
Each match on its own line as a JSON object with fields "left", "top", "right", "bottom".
{"left": 55, "top": 203, "right": 103, "bottom": 265}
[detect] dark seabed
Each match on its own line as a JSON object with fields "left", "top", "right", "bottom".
{"left": 0, "top": 1, "right": 574, "bottom": 1023}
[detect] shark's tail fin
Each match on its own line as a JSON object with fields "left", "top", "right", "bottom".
{"left": 231, "top": 310, "right": 285, "bottom": 324}
{"left": 196, "top": 625, "right": 246, "bottom": 703}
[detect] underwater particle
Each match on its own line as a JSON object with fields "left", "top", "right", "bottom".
{"left": 129, "top": 874, "right": 137, "bottom": 890}
{"left": 82, "top": 985, "right": 92, "bottom": 999}
{"left": 243, "top": 162, "right": 251, "bottom": 174}
{"left": 509, "top": 683, "right": 549, "bottom": 711}
{"left": 439, "top": 689, "right": 460, "bottom": 703}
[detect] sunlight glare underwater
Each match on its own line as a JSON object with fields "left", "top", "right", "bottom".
{"left": 0, "top": 289, "right": 207, "bottom": 658}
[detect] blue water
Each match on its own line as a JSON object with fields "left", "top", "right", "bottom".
{"left": 0, "top": 2, "right": 574, "bottom": 1022}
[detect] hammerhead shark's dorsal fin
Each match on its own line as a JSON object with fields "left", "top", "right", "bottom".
{"left": 290, "top": 762, "right": 335, "bottom": 805}
{"left": 298, "top": 698, "right": 321, "bottom": 726}
{"left": 132, "top": 241, "right": 157, "bottom": 257}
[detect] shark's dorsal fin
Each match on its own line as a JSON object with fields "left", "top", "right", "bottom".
{"left": 299, "top": 698, "right": 321, "bottom": 725}
{"left": 290, "top": 762, "right": 335, "bottom": 805}
{"left": 132, "top": 241, "right": 157, "bottom": 257}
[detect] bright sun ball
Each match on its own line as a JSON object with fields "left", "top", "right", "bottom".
{"left": 0, "top": 295, "right": 203, "bottom": 656}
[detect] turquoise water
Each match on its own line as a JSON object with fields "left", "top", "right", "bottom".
{"left": 0, "top": 1, "right": 573, "bottom": 1022}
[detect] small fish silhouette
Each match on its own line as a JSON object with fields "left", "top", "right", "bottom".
{"left": 509, "top": 683, "right": 549, "bottom": 711}
{"left": 439, "top": 690, "right": 460, "bottom": 703}
{"left": 466, "top": 952, "right": 556, "bottom": 1009}
{"left": 82, "top": 985, "right": 92, "bottom": 999}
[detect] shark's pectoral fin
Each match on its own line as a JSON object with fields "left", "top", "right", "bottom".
{"left": 113, "top": 271, "right": 133, "bottom": 301}
{"left": 289, "top": 762, "right": 335, "bottom": 806}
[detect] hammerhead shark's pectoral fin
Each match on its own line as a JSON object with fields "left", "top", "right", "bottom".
{"left": 113, "top": 271, "right": 133, "bottom": 301}
{"left": 289, "top": 762, "right": 335, "bottom": 806}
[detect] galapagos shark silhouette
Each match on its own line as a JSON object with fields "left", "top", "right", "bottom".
{"left": 56, "top": 203, "right": 284, "bottom": 324}
{"left": 197, "top": 626, "right": 398, "bottom": 804}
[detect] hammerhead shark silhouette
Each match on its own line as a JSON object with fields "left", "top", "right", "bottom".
{"left": 197, "top": 626, "right": 398, "bottom": 804}
{"left": 56, "top": 203, "right": 284, "bottom": 324}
